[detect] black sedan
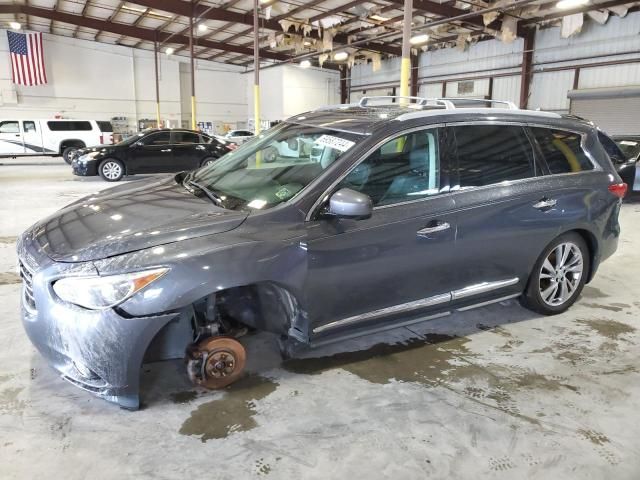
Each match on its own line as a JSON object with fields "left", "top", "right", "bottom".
{"left": 71, "top": 129, "right": 235, "bottom": 181}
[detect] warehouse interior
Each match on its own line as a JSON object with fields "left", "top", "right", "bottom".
{"left": 1, "top": 0, "right": 640, "bottom": 478}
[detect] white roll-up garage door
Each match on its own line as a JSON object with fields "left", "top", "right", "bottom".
{"left": 568, "top": 86, "right": 640, "bottom": 135}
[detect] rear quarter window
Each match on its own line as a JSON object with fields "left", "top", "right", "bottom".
{"left": 47, "top": 121, "right": 93, "bottom": 131}
{"left": 530, "top": 128, "right": 594, "bottom": 174}
{"left": 96, "top": 121, "right": 113, "bottom": 132}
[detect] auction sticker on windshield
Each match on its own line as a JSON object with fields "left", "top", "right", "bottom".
{"left": 315, "top": 135, "right": 356, "bottom": 152}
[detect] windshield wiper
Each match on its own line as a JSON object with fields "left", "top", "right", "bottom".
{"left": 185, "top": 179, "right": 224, "bottom": 207}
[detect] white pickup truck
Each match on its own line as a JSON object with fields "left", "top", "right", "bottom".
{"left": 0, "top": 119, "right": 114, "bottom": 163}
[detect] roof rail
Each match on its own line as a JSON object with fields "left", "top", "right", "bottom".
{"left": 358, "top": 96, "right": 455, "bottom": 110}
{"left": 439, "top": 97, "right": 519, "bottom": 110}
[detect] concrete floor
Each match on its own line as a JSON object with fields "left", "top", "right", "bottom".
{"left": 1, "top": 157, "right": 639, "bottom": 479}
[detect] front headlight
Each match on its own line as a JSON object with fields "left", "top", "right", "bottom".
{"left": 52, "top": 268, "right": 169, "bottom": 310}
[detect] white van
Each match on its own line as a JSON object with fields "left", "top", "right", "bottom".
{"left": 0, "top": 119, "right": 114, "bottom": 163}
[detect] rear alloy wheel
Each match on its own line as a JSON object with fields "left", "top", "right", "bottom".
{"left": 200, "top": 157, "right": 216, "bottom": 168}
{"left": 186, "top": 336, "right": 246, "bottom": 389}
{"left": 62, "top": 146, "right": 80, "bottom": 164}
{"left": 99, "top": 159, "right": 124, "bottom": 182}
{"left": 520, "top": 233, "right": 589, "bottom": 315}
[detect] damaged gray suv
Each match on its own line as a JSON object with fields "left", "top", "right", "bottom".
{"left": 18, "top": 97, "right": 625, "bottom": 409}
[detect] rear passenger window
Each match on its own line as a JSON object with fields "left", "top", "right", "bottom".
{"left": 337, "top": 129, "right": 440, "bottom": 207}
{"left": 23, "top": 121, "right": 36, "bottom": 133}
{"left": 530, "top": 128, "right": 593, "bottom": 174}
{"left": 171, "top": 131, "right": 200, "bottom": 144}
{"left": 453, "top": 125, "right": 536, "bottom": 188}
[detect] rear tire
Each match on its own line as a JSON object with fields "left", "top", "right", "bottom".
{"left": 98, "top": 159, "right": 124, "bottom": 182}
{"left": 520, "top": 232, "right": 590, "bottom": 315}
{"left": 62, "top": 146, "right": 80, "bottom": 164}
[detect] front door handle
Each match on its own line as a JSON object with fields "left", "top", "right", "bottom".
{"left": 161, "top": 148, "right": 172, "bottom": 153}
{"left": 417, "top": 221, "right": 450, "bottom": 238}
{"left": 533, "top": 198, "right": 557, "bottom": 211}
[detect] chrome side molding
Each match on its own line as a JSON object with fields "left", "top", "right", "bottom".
{"left": 313, "top": 277, "right": 520, "bottom": 335}
{"left": 313, "top": 293, "right": 451, "bottom": 334}
{"left": 451, "top": 278, "right": 519, "bottom": 301}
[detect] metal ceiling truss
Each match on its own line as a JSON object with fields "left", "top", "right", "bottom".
{"left": 1, "top": 0, "right": 636, "bottom": 69}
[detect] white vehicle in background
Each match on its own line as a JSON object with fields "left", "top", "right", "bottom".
{"left": 224, "top": 129, "right": 254, "bottom": 144}
{"left": 0, "top": 119, "right": 113, "bottom": 163}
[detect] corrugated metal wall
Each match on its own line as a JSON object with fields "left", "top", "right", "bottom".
{"left": 349, "top": 11, "right": 640, "bottom": 113}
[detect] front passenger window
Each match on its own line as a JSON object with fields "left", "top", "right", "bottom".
{"left": 337, "top": 129, "right": 440, "bottom": 207}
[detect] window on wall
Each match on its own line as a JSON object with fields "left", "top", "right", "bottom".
{"left": 453, "top": 125, "right": 536, "bottom": 188}
{"left": 337, "top": 129, "right": 440, "bottom": 207}
{"left": 530, "top": 128, "right": 594, "bottom": 174}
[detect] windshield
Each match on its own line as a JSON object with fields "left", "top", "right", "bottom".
{"left": 187, "top": 122, "right": 363, "bottom": 211}
{"left": 615, "top": 138, "right": 640, "bottom": 160}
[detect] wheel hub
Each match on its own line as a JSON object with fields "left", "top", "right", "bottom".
{"left": 186, "top": 336, "right": 246, "bottom": 389}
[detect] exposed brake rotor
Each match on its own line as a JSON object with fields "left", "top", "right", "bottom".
{"left": 186, "top": 336, "right": 247, "bottom": 389}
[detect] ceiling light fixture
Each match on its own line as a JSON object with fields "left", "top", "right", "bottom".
{"left": 556, "top": 0, "right": 589, "bottom": 9}
{"left": 166, "top": 47, "right": 175, "bottom": 55}
{"left": 198, "top": 24, "right": 208, "bottom": 32}
{"left": 9, "top": 21, "right": 21, "bottom": 30}
{"left": 333, "top": 51, "right": 349, "bottom": 61}
{"left": 410, "top": 33, "right": 430, "bottom": 45}
{"left": 300, "top": 60, "right": 311, "bottom": 68}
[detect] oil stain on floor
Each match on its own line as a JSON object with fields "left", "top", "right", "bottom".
{"left": 0, "top": 236, "right": 17, "bottom": 245}
{"left": 577, "top": 319, "right": 636, "bottom": 340}
{"left": 179, "top": 375, "right": 278, "bottom": 442}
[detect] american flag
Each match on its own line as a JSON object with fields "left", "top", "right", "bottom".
{"left": 7, "top": 31, "right": 47, "bottom": 86}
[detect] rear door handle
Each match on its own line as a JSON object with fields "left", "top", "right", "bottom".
{"left": 533, "top": 198, "right": 557, "bottom": 210}
{"left": 161, "top": 149, "right": 172, "bottom": 152}
{"left": 417, "top": 221, "right": 450, "bottom": 237}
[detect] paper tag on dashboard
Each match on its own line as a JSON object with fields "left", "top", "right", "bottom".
{"left": 314, "top": 135, "right": 355, "bottom": 152}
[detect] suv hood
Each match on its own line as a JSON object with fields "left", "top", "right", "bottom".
{"left": 26, "top": 176, "right": 248, "bottom": 262}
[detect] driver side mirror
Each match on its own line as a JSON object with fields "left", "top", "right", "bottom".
{"left": 328, "top": 188, "right": 373, "bottom": 220}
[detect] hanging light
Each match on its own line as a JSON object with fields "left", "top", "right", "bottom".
{"left": 198, "top": 24, "right": 208, "bottom": 32}
{"left": 333, "top": 51, "right": 349, "bottom": 61}
{"left": 556, "top": 0, "right": 588, "bottom": 9}
{"left": 410, "top": 34, "right": 430, "bottom": 45}
{"left": 300, "top": 60, "right": 311, "bottom": 68}
{"left": 9, "top": 22, "right": 21, "bottom": 30}
{"left": 165, "top": 47, "right": 175, "bottom": 55}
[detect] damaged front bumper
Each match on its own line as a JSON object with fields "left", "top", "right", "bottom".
{"left": 18, "top": 240, "right": 179, "bottom": 409}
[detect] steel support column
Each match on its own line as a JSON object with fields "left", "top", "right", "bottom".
{"left": 410, "top": 54, "right": 419, "bottom": 97}
{"left": 253, "top": 0, "right": 261, "bottom": 135}
{"left": 154, "top": 36, "right": 161, "bottom": 127}
{"left": 399, "top": 0, "right": 413, "bottom": 103}
{"left": 189, "top": 5, "right": 196, "bottom": 130}
{"left": 340, "top": 66, "right": 349, "bottom": 104}
{"left": 519, "top": 29, "right": 535, "bottom": 110}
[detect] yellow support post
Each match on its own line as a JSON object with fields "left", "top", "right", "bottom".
{"left": 399, "top": 57, "right": 411, "bottom": 100}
